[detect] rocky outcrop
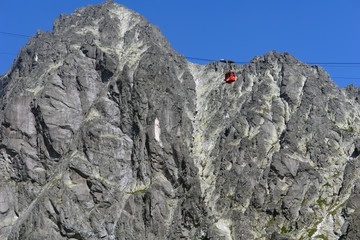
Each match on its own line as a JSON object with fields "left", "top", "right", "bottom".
{"left": 1, "top": 2, "right": 360, "bottom": 239}
{"left": 190, "top": 52, "right": 360, "bottom": 239}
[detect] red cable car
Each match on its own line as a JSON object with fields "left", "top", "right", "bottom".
{"left": 220, "top": 59, "right": 236, "bottom": 84}
{"left": 225, "top": 71, "right": 236, "bottom": 84}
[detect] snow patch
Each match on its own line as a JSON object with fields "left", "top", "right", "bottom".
{"left": 154, "top": 118, "right": 163, "bottom": 147}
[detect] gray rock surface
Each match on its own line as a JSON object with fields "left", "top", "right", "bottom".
{"left": 1, "top": 2, "right": 360, "bottom": 239}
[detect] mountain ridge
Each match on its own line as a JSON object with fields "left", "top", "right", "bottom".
{"left": 1, "top": 2, "right": 360, "bottom": 239}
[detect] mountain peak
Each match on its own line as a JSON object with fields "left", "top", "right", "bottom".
{"left": 1, "top": 2, "right": 360, "bottom": 240}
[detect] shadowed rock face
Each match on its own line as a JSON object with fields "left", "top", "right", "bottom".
{"left": 1, "top": 2, "right": 360, "bottom": 239}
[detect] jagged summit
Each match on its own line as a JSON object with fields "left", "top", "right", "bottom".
{"left": 1, "top": 2, "right": 360, "bottom": 239}
{"left": 1, "top": 1, "right": 180, "bottom": 93}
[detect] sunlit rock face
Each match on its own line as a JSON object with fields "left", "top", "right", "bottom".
{"left": 1, "top": 2, "right": 360, "bottom": 239}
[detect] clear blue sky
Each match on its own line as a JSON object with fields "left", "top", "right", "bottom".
{"left": 1, "top": 0, "right": 359, "bottom": 88}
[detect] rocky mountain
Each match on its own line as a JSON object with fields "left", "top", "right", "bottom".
{"left": 1, "top": 1, "right": 360, "bottom": 239}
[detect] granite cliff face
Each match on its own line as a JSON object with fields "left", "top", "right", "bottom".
{"left": 1, "top": 2, "right": 360, "bottom": 239}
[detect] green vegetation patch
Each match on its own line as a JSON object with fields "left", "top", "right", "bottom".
{"left": 317, "top": 197, "right": 328, "bottom": 207}
{"left": 315, "top": 234, "right": 328, "bottom": 240}
{"left": 342, "top": 121, "right": 354, "bottom": 133}
{"left": 345, "top": 126, "right": 354, "bottom": 133}
{"left": 307, "top": 228, "right": 317, "bottom": 237}
{"left": 263, "top": 107, "right": 270, "bottom": 114}
{"left": 329, "top": 201, "right": 346, "bottom": 215}
{"left": 130, "top": 188, "right": 147, "bottom": 195}
{"left": 268, "top": 217, "right": 275, "bottom": 225}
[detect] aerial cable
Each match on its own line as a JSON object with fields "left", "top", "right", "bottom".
{"left": 0, "top": 53, "right": 358, "bottom": 79}
{"left": 0, "top": 52, "right": 17, "bottom": 55}
{"left": 1, "top": 31, "right": 360, "bottom": 65}
{"left": 0, "top": 31, "right": 31, "bottom": 38}
{"left": 186, "top": 56, "right": 248, "bottom": 64}
{"left": 306, "top": 62, "right": 360, "bottom": 65}
{"left": 0, "top": 31, "right": 359, "bottom": 80}
{"left": 322, "top": 66, "right": 360, "bottom": 68}
{"left": 185, "top": 56, "right": 360, "bottom": 66}
{"left": 185, "top": 56, "right": 217, "bottom": 62}
{"left": 332, "top": 77, "right": 360, "bottom": 80}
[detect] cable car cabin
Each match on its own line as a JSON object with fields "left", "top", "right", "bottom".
{"left": 225, "top": 71, "right": 236, "bottom": 84}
